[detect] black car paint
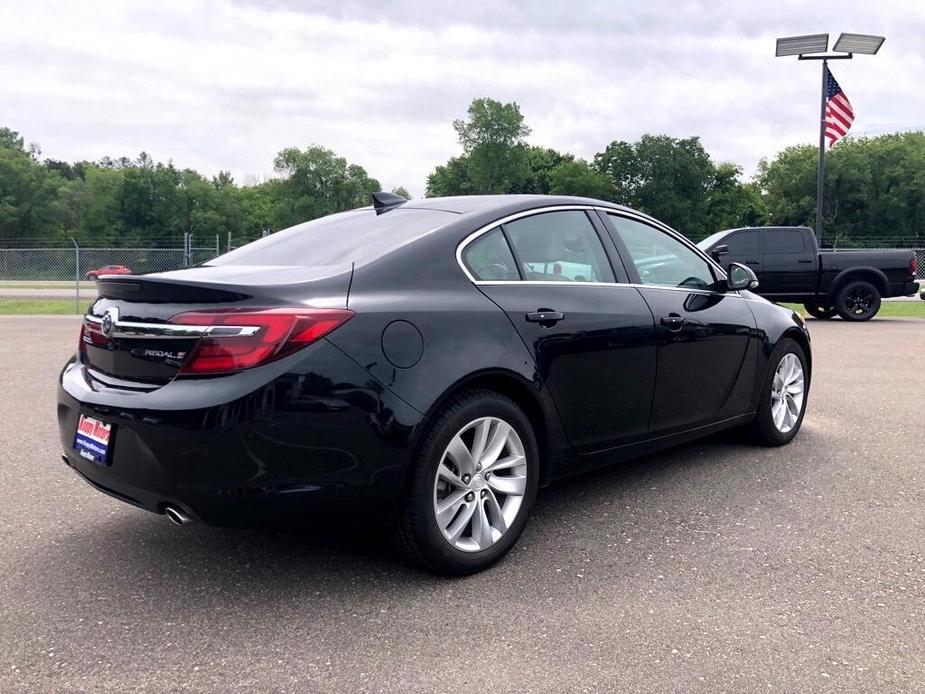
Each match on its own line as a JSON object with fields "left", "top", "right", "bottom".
{"left": 699, "top": 226, "right": 920, "bottom": 303}
{"left": 58, "top": 195, "right": 811, "bottom": 526}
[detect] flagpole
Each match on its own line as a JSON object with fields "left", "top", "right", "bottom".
{"left": 815, "top": 59, "right": 827, "bottom": 245}
{"left": 782, "top": 34, "right": 870, "bottom": 247}
{"left": 800, "top": 53, "right": 853, "bottom": 241}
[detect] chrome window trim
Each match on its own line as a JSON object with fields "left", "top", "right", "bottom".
{"left": 456, "top": 205, "right": 603, "bottom": 284}
{"left": 470, "top": 280, "right": 739, "bottom": 298}
{"left": 84, "top": 314, "right": 260, "bottom": 339}
{"left": 455, "top": 204, "right": 729, "bottom": 289}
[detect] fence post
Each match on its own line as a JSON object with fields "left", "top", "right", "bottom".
{"left": 215, "top": 234, "right": 220, "bottom": 258}
{"left": 227, "top": 231, "right": 232, "bottom": 253}
{"left": 72, "top": 238, "right": 80, "bottom": 315}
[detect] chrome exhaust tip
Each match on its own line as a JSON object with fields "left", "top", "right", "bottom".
{"left": 164, "top": 506, "right": 192, "bottom": 526}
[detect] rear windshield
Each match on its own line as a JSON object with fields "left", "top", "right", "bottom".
{"left": 208, "top": 208, "right": 458, "bottom": 268}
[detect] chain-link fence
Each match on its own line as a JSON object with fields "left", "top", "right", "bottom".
{"left": 0, "top": 234, "right": 921, "bottom": 316}
{"left": 0, "top": 235, "right": 221, "bottom": 281}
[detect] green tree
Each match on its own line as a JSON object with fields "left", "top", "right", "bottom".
{"left": 594, "top": 135, "right": 715, "bottom": 237}
{"left": 754, "top": 145, "right": 818, "bottom": 228}
{"left": 510, "top": 147, "right": 575, "bottom": 194}
{"left": 705, "top": 163, "right": 767, "bottom": 232}
{"left": 391, "top": 185, "right": 412, "bottom": 200}
{"left": 825, "top": 133, "right": 925, "bottom": 241}
{"left": 272, "top": 145, "right": 380, "bottom": 227}
{"left": 548, "top": 159, "right": 611, "bottom": 199}
{"left": 426, "top": 156, "right": 472, "bottom": 197}
{"left": 451, "top": 98, "right": 531, "bottom": 193}
{"left": 79, "top": 165, "right": 124, "bottom": 244}
{"left": 754, "top": 133, "right": 925, "bottom": 242}
{"left": 0, "top": 127, "right": 68, "bottom": 243}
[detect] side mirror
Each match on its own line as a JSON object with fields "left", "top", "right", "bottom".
{"left": 710, "top": 244, "right": 729, "bottom": 262}
{"left": 726, "top": 262, "right": 759, "bottom": 291}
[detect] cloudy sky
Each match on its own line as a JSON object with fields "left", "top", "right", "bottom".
{"left": 1, "top": 0, "right": 922, "bottom": 196}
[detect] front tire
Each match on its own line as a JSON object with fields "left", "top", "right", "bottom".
{"left": 750, "top": 338, "right": 809, "bottom": 446}
{"left": 804, "top": 302, "right": 837, "bottom": 320}
{"left": 835, "top": 280, "right": 881, "bottom": 321}
{"left": 396, "top": 390, "right": 538, "bottom": 575}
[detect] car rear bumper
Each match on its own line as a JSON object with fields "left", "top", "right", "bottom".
{"left": 899, "top": 281, "right": 920, "bottom": 296}
{"left": 59, "top": 447, "right": 388, "bottom": 527}
{"left": 57, "top": 343, "right": 423, "bottom": 526}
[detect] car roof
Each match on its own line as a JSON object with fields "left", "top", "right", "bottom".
{"left": 401, "top": 194, "right": 630, "bottom": 216}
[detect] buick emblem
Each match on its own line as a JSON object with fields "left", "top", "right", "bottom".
{"left": 101, "top": 307, "right": 119, "bottom": 338}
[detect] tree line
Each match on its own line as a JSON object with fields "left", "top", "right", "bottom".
{"left": 0, "top": 128, "right": 395, "bottom": 248}
{"left": 2, "top": 97, "right": 923, "bottom": 248}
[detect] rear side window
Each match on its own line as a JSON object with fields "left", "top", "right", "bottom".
{"left": 503, "top": 211, "right": 615, "bottom": 283}
{"left": 209, "top": 208, "right": 458, "bottom": 268}
{"left": 462, "top": 229, "right": 520, "bottom": 281}
{"left": 726, "top": 231, "right": 759, "bottom": 255}
{"left": 763, "top": 230, "right": 806, "bottom": 253}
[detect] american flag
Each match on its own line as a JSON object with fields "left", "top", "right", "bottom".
{"left": 824, "top": 65, "right": 854, "bottom": 147}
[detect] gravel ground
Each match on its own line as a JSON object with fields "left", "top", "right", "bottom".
{"left": 1, "top": 316, "right": 923, "bottom": 693}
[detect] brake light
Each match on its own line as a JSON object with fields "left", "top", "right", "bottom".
{"left": 910, "top": 256, "right": 918, "bottom": 278}
{"left": 168, "top": 308, "right": 354, "bottom": 375}
{"left": 79, "top": 316, "right": 109, "bottom": 352}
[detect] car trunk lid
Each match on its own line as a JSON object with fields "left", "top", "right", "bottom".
{"left": 82, "top": 264, "right": 352, "bottom": 387}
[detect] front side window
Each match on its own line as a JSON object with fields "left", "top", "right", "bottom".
{"left": 461, "top": 228, "right": 519, "bottom": 281}
{"left": 503, "top": 211, "right": 615, "bottom": 283}
{"left": 608, "top": 214, "right": 716, "bottom": 290}
{"left": 726, "top": 230, "right": 759, "bottom": 255}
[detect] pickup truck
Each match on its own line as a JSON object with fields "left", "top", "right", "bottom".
{"left": 697, "top": 226, "right": 920, "bottom": 321}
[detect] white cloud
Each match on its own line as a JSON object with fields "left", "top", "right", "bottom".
{"left": 0, "top": 0, "right": 922, "bottom": 197}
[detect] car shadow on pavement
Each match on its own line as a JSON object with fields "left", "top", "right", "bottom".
{"left": 13, "top": 428, "right": 821, "bottom": 615}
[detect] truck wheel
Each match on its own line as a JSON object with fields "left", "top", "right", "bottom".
{"left": 804, "top": 302, "right": 837, "bottom": 320}
{"left": 835, "top": 280, "right": 881, "bottom": 321}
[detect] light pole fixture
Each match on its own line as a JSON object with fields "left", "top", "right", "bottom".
{"left": 775, "top": 32, "right": 884, "bottom": 244}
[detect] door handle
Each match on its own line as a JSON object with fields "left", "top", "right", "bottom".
{"left": 745, "top": 260, "right": 760, "bottom": 265}
{"left": 797, "top": 259, "right": 813, "bottom": 264}
{"left": 660, "top": 314, "right": 686, "bottom": 331}
{"left": 525, "top": 310, "right": 564, "bottom": 325}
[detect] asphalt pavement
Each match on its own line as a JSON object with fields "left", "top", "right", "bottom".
{"left": 1, "top": 315, "right": 923, "bottom": 692}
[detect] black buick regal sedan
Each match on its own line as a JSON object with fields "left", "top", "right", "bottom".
{"left": 58, "top": 194, "right": 811, "bottom": 574}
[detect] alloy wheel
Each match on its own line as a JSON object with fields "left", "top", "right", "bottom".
{"left": 844, "top": 287, "right": 876, "bottom": 317}
{"left": 432, "top": 416, "right": 528, "bottom": 552}
{"left": 771, "top": 353, "right": 805, "bottom": 433}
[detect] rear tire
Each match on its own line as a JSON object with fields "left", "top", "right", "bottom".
{"left": 804, "top": 302, "right": 837, "bottom": 320}
{"left": 749, "top": 338, "right": 809, "bottom": 446}
{"left": 835, "top": 280, "right": 881, "bottom": 321}
{"left": 396, "top": 389, "right": 538, "bottom": 575}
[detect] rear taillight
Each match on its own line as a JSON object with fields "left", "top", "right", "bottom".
{"left": 168, "top": 307, "right": 354, "bottom": 375}
{"left": 910, "top": 256, "right": 918, "bottom": 279}
{"left": 79, "top": 316, "right": 108, "bottom": 352}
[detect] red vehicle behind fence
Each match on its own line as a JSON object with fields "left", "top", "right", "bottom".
{"left": 85, "top": 265, "right": 132, "bottom": 280}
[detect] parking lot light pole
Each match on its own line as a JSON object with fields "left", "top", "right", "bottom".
{"left": 775, "top": 33, "right": 884, "bottom": 245}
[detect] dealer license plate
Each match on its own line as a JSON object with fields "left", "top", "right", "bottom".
{"left": 74, "top": 414, "right": 112, "bottom": 465}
